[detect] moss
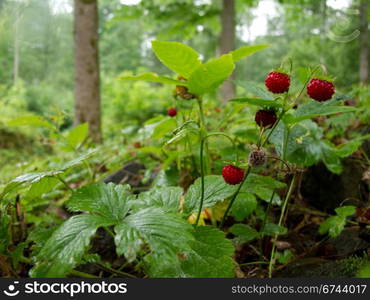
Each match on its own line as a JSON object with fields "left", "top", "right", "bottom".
{"left": 277, "top": 255, "right": 369, "bottom": 278}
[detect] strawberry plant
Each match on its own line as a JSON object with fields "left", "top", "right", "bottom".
{"left": 1, "top": 41, "right": 368, "bottom": 278}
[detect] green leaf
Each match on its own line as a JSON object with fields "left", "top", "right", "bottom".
{"left": 120, "top": 72, "right": 187, "bottom": 86}
{"left": 67, "top": 183, "right": 131, "bottom": 221}
{"left": 231, "top": 192, "right": 257, "bottom": 221}
{"left": 357, "top": 263, "right": 370, "bottom": 278}
{"left": 134, "top": 186, "right": 183, "bottom": 213}
{"left": 166, "top": 126, "right": 199, "bottom": 146}
{"left": 261, "top": 223, "right": 287, "bottom": 236}
{"left": 30, "top": 214, "right": 114, "bottom": 277}
{"left": 335, "top": 205, "right": 356, "bottom": 217}
{"left": 146, "top": 226, "right": 235, "bottom": 277}
{"left": 141, "top": 117, "right": 177, "bottom": 140}
{"left": 1, "top": 170, "right": 63, "bottom": 198}
{"left": 152, "top": 118, "right": 177, "bottom": 139}
{"left": 283, "top": 100, "right": 357, "bottom": 124}
{"left": 230, "top": 44, "right": 270, "bottom": 62}
{"left": 230, "top": 97, "right": 282, "bottom": 108}
{"left": 27, "top": 227, "right": 57, "bottom": 256}
{"left": 253, "top": 187, "right": 282, "bottom": 205}
{"left": 229, "top": 224, "right": 259, "bottom": 243}
{"left": 276, "top": 249, "right": 293, "bottom": 264}
{"left": 151, "top": 41, "right": 201, "bottom": 78}
{"left": 335, "top": 135, "right": 370, "bottom": 157}
{"left": 270, "top": 120, "right": 325, "bottom": 167}
{"left": 60, "top": 149, "right": 98, "bottom": 170}
{"left": 245, "top": 173, "right": 286, "bottom": 190}
{"left": 184, "top": 175, "right": 237, "bottom": 214}
{"left": 319, "top": 215, "right": 345, "bottom": 238}
{"left": 233, "top": 81, "right": 273, "bottom": 100}
{"left": 0, "top": 212, "right": 11, "bottom": 253}
{"left": 114, "top": 222, "right": 142, "bottom": 263}
{"left": 114, "top": 207, "right": 193, "bottom": 262}
{"left": 65, "top": 123, "right": 89, "bottom": 149}
{"left": 240, "top": 174, "right": 285, "bottom": 205}
{"left": 187, "top": 54, "right": 235, "bottom": 95}
{"left": 25, "top": 176, "right": 59, "bottom": 200}
{"left": 179, "top": 226, "right": 235, "bottom": 277}
{"left": 321, "top": 141, "right": 343, "bottom": 174}
{"left": 1, "top": 150, "right": 97, "bottom": 198}
{"left": 8, "top": 115, "right": 54, "bottom": 130}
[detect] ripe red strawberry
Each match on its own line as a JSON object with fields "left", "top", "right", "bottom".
{"left": 222, "top": 164, "right": 245, "bottom": 185}
{"left": 265, "top": 71, "right": 290, "bottom": 94}
{"left": 307, "top": 78, "right": 335, "bottom": 102}
{"left": 167, "top": 108, "right": 177, "bottom": 117}
{"left": 255, "top": 109, "right": 277, "bottom": 128}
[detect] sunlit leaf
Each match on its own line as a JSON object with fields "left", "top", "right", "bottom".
{"left": 152, "top": 40, "right": 201, "bottom": 78}
{"left": 187, "top": 54, "right": 235, "bottom": 95}
{"left": 230, "top": 97, "right": 283, "bottom": 108}
{"left": 230, "top": 44, "right": 270, "bottom": 62}
{"left": 120, "top": 72, "right": 187, "bottom": 86}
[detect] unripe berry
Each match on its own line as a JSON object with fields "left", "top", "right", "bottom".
{"left": 248, "top": 149, "right": 267, "bottom": 168}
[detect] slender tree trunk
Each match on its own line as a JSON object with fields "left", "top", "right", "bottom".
{"left": 219, "top": 0, "right": 236, "bottom": 102}
{"left": 13, "top": 6, "right": 20, "bottom": 83}
{"left": 74, "top": 0, "right": 102, "bottom": 143}
{"left": 359, "top": 0, "right": 368, "bottom": 85}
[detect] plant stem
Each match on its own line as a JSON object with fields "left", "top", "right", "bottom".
{"left": 197, "top": 97, "right": 210, "bottom": 175}
{"left": 261, "top": 92, "right": 289, "bottom": 148}
{"left": 268, "top": 172, "right": 297, "bottom": 278}
{"left": 104, "top": 226, "right": 115, "bottom": 239}
{"left": 261, "top": 190, "right": 275, "bottom": 235}
{"left": 69, "top": 269, "right": 100, "bottom": 278}
{"left": 57, "top": 175, "right": 73, "bottom": 192}
{"left": 220, "top": 166, "right": 251, "bottom": 228}
{"left": 266, "top": 122, "right": 292, "bottom": 278}
{"left": 240, "top": 261, "right": 269, "bottom": 266}
{"left": 96, "top": 263, "right": 137, "bottom": 278}
{"left": 195, "top": 133, "right": 238, "bottom": 226}
{"left": 195, "top": 138, "right": 206, "bottom": 226}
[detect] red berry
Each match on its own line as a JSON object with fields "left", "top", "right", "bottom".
{"left": 167, "top": 108, "right": 177, "bottom": 117}
{"left": 222, "top": 164, "right": 245, "bottom": 185}
{"left": 255, "top": 110, "right": 277, "bottom": 128}
{"left": 265, "top": 72, "right": 290, "bottom": 94}
{"left": 307, "top": 78, "right": 335, "bottom": 102}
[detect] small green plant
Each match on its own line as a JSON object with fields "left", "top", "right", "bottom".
{"left": 319, "top": 205, "right": 356, "bottom": 238}
{"left": 1, "top": 41, "right": 367, "bottom": 278}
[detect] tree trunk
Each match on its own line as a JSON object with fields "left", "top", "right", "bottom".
{"left": 359, "top": 0, "right": 368, "bottom": 85}
{"left": 219, "top": 0, "right": 236, "bottom": 102}
{"left": 74, "top": 0, "right": 102, "bottom": 143}
{"left": 13, "top": 5, "right": 20, "bottom": 83}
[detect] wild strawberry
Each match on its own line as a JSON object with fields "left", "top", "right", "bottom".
{"left": 167, "top": 108, "right": 177, "bottom": 117}
{"left": 248, "top": 148, "right": 267, "bottom": 167}
{"left": 255, "top": 109, "right": 277, "bottom": 128}
{"left": 222, "top": 164, "right": 244, "bottom": 185}
{"left": 265, "top": 71, "right": 290, "bottom": 94}
{"left": 307, "top": 78, "right": 335, "bottom": 102}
